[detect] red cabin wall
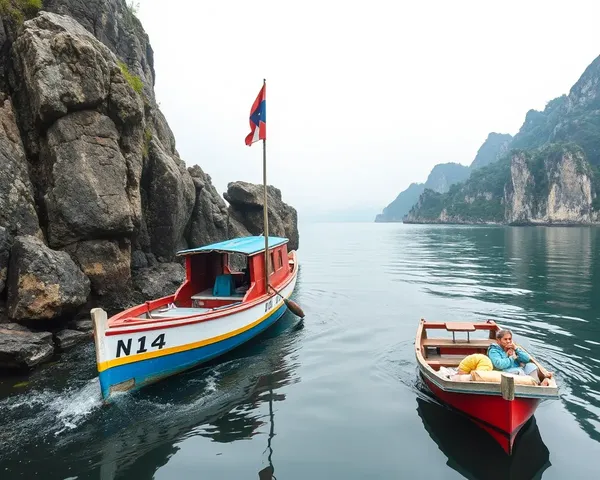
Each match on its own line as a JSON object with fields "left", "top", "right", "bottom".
{"left": 247, "top": 244, "right": 290, "bottom": 301}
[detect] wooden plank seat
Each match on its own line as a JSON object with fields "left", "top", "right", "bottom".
{"left": 425, "top": 354, "right": 465, "bottom": 367}
{"left": 422, "top": 338, "right": 494, "bottom": 349}
{"left": 191, "top": 288, "right": 244, "bottom": 302}
{"left": 150, "top": 306, "right": 210, "bottom": 319}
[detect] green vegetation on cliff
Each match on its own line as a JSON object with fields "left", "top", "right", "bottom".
{"left": 593, "top": 165, "right": 600, "bottom": 211}
{"left": 407, "top": 159, "right": 510, "bottom": 222}
{"left": 0, "top": 0, "right": 42, "bottom": 24}
{"left": 553, "top": 113, "right": 600, "bottom": 167}
{"left": 447, "top": 160, "right": 509, "bottom": 222}
{"left": 509, "top": 93, "right": 600, "bottom": 170}
{"left": 409, "top": 189, "right": 444, "bottom": 219}
{"left": 118, "top": 60, "right": 144, "bottom": 95}
{"left": 510, "top": 96, "right": 567, "bottom": 151}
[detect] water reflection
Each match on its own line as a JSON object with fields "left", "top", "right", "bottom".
{"left": 257, "top": 387, "right": 278, "bottom": 480}
{"left": 416, "top": 395, "right": 550, "bottom": 479}
{"left": 197, "top": 348, "right": 293, "bottom": 445}
{"left": 0, "top": 315, "right": 303, "bottom": 479}
{"left": 396, "top": 225, "right": 600, "bottom": 445}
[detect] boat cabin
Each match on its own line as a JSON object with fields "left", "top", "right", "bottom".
{"left": 172, "top": 236, "right": 291, "bottom": 310}
{"left": 107, "top": 236, "right": 294, "bottom": 324}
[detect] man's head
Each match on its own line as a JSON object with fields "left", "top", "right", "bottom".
{"left": 496, "top": 329, "right": 513, "bottom": 351}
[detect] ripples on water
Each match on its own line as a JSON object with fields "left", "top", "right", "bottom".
{"left": 1, "top": 223, "right": 599, "bottom": 478}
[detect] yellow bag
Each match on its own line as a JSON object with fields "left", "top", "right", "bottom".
{"left": 458, "top": 353, "right": 493, "bottom": 373}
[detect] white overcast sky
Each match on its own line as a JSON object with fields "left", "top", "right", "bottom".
{"left": 134, "top": 0, "right": 600, "bottom": 216}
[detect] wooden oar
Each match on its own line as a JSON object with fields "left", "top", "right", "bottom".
{"left": 268, "top": 284, "right": 305, "bottom": 318}
{"left": 515, "top": 344, "right": 552, "bottom": 381}
{"left": 529, "top": 355, "right": 552, "bottom": 379}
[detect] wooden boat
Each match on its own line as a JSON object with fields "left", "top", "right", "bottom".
{"left": 91, "top": 235, "right": 300, "bottom": 401}
{"left": 415, "top": 318, "right": 559, "bottom": 455}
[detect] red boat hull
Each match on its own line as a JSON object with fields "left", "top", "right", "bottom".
{"left": 424, "top": 376, "right": 540, "bottom": 454}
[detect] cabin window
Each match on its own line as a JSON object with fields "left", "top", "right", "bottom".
{"left": 269, "top": 252, "right": 275, "bottom": 275}
{"left": 278, "top": 250, "right": 283, "bottom": 269}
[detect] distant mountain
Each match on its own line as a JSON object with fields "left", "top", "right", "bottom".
{"left": 375, "top": 183, "right": 425, "bottom": 222}
{"left": 470, "top": 133, "right": 513, "bottom": 170}
{"left": 375, "top": 163, "right": 470, "bottom": 222}
{"left": 426, "top": 163, "right": 471, "bottom": 193}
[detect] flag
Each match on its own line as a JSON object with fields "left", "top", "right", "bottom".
{"left": 245, "top": 83, "right": 266, "bottom": 146}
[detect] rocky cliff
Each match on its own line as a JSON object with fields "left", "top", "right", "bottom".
{"left": 224, "top": 181, "right": 299, "bottom": 252}
{"left": 504, "top": 145, "right": 597, "bottom": 224}
{"left": 405, "top": 53, "right": 600, "bottom": 225}
{"left": 0, "top": 1, "right": 299, "bottom": 369}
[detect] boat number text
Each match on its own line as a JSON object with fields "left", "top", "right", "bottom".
{"left": 116, "top": 333, "right": 166, "bottom": 358}
{"left": 264, "top": 294, "right": 282, "bottom": 312}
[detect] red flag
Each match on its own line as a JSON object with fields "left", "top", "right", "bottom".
{"left": 245, "top": 84, "right": 266, "bottom": 146}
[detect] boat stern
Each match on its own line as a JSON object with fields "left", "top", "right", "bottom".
{"left": 91, "top": 307, "right": 108, "bottom": 368}
{"left": 91, "top": 307, "right": 136, "bottom": 401}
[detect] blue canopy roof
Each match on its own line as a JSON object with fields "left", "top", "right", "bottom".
{"left": 176, "top": 236, "right": 289, "bottom": 256}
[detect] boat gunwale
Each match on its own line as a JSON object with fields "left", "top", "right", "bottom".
{"left": 415, "top": 319, "right": 560, "bottom": 400}
{"left": 105, "top": 250, "right": 298, "bottom": 335}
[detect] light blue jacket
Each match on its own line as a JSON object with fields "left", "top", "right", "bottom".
{"left": 487, "top": 343, "right": 531, "bottom": 371}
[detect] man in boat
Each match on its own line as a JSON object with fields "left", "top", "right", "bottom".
{"left": 487, "top": 329, "right": 552, "bottom": 386}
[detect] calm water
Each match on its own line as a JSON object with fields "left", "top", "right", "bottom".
{"left": 1, "top": 223, "right": 600, "bottom": 479}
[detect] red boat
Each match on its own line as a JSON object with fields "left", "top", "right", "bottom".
{"left": 415, "top": 319, "right": 559, "bottom": 455}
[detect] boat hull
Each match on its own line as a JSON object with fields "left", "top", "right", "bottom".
{"left": 95, "top": 273, "right": 297, "bottom": 401}
{"left": 99, "top": 301, "right": 288, "bottom": 400}
{"left": 416, "top": 397, "right": 551, "bottom": 479}
{"left": 422, "top": 374, "right": 539, "bottom": 454}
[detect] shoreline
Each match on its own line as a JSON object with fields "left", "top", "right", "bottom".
{"left": 380, "top": 219, "right": 600, "bottom": 227}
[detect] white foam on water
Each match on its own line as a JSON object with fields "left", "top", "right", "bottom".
{"left": 0, "top": 378, "right": 103, "bottom": 457}
{"left": 52, "top": 379, "right": 103, "bottom": 435}
{"left": 204, "top": 373, "right": 218, "bottom": 394}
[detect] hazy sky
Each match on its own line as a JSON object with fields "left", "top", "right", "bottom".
{"left": 135, "top": 0, "right": 600, "bottom": 216}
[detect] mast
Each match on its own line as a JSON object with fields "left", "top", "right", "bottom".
{"left": 262, "top": 78, "right": 269, "bottom": 294}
